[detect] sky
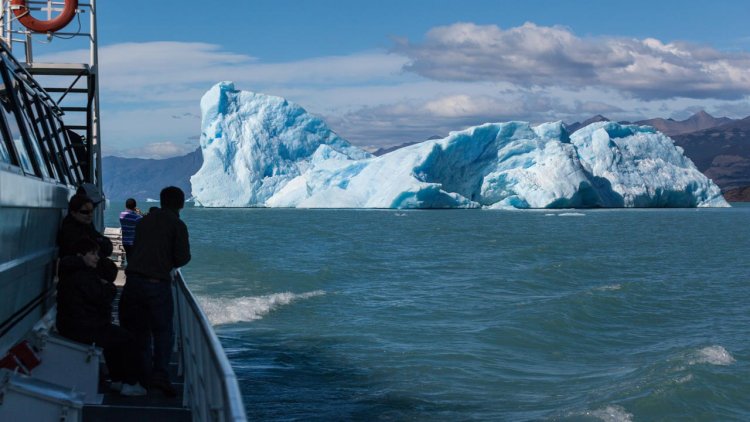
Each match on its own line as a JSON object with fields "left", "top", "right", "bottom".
{"left": 28, "top": 0, "right": 750, "bottom": 158}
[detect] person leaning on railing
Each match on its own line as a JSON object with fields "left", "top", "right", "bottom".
{"left": 118, "top": 186, "right": 191, "bottom": 398}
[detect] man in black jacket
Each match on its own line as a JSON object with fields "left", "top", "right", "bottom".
{"left": 119, "top": 186, "right": 191, "bottom": 397}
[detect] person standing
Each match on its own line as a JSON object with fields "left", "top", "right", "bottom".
{"left": 119, "top": 198, "right": 142, "bottom": 262}
{"left": 119, "top": 186, "right": 191, "bottom": 397}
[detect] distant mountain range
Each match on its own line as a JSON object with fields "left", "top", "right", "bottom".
{"left": 102, "top": 148, "right": 202, "bottom": 201}
{"left": 102, "top": 111, "right": 750, "bottom": 203}
{"left": 564, "top": 115, "right": 610, "bottom": 133}
{"left": 635, "top": 110, "right": 734, "bottom": 137}
{"left": 564, "top": 110, "right": 734, "bottom": 137}
{"left": 671, "top": 116, "right": 750, "bottom": 195}
{"left": 372, "top": 141, "right": 419, "bottom": 156}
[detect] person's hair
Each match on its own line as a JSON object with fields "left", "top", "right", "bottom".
{"left": 160, "top": 186, "right": 185, "bottom": 210}
{"left": 68, "top": 194, "right": 93, "bottom": 213}
{"left": 125, "top": 198, "right": 137, "bottom": 210}
{"left": 71, "top": 237, "right": 99, "bottom": 256}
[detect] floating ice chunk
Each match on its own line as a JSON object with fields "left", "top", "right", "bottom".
{"left": 571, "top": 122, "right": 727, "bottom": 207}
{"left": 191, "top": 82, "right": 370, "bottom": 207}
{"left": 191, "top": 83, "right": 729, "bottom": 209}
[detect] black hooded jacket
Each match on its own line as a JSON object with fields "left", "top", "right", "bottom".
{"left": 126, "top": 207, "right": 190, "bottom": 281}
{"left": 56, "top": 255, "right": 117, "bottom": 341}
{"left": 57, "top": 214, "right": 113, "bottom": 258}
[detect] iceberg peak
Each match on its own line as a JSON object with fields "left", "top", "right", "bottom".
{"left": 191, "top": 82, "right": 370, "bottom": 207}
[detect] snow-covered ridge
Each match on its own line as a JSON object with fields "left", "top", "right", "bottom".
{"left": 191, "top": 82, "right": 728, "bottom": 209}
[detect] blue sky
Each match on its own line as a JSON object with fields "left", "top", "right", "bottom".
{"left": 37, "top": 0, "right": 750, "bottom": 157}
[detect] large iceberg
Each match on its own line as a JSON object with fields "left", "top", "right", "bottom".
{"left": 191, "top": 82, "right": 728, "bottom": 209}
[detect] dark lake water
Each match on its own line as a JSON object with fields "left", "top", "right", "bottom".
{"left": 107, "top": 204, "right": 750, "bottom": 421}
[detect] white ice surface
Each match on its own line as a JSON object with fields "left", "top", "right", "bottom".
{"left": 191, "top": 82, "right": 729, "bottom": 209}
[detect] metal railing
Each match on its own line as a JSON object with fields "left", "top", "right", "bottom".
{"left": 173, "top": 269, "right": 247, "bottom": 422}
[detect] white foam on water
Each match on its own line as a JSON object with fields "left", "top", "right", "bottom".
{"left": 559, "top": 212, "right": 586, "bottom": 217}
{"left": 197, "top": 290, "right": 325, "bottom": 325}
{"left": 586, "top": 405, "right": 634, "bottom": 422}
{"left": 690, "top": 345, "right": 735, "bottom": 366}
{"left": 595, "top": 284, "right": 622, "bottom": 291}
{"left": 674, "top": 374, "right": 693, "bottom": 384}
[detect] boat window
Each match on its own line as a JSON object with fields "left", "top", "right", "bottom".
{"left": 0, "top": 83, "right": 10, "bottom": 165}
{"left": 48, "top": 113, "right": 81, "bottom": 184}
{"left": 19, "top": 91, "right": 62, "bottom": 180}
{"left": 0, "top": 91, "right": 34, "bottom": 173}
{"left": 0, "top": 130, "right": 11, "bottom": 164}
{"left": 0, "top": 64, "right": 19, "bottom": 168}
{"left": 0, "top": 61, "right": 46, "bottom": 178}
{"left": 64, "top": 128, "right": 87, "bottom": 182}
{"left": 13, "top": 87, "right": 50, "bottom": 178}
{"left": 39, "top": 106, "right": 71, "bottom": 183}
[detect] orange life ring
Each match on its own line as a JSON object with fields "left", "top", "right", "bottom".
{"left": 11, "top": 0, "right": 78, "bottom": 33}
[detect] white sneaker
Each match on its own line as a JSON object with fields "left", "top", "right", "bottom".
{"left": 120, "top": 382, "right": 147, "bottom": 396}
{"left": 110, "top": 381, "right": 123, "bottom": 392}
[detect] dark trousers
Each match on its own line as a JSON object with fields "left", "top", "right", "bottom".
{"left": 119, "top": 275, "right": 174, "bottom": 382}
{"left": 59, "top": 324, "right": 139, "bottom": 384}
{"left": 123, "top": 244, "right": 133, "bottom": 262}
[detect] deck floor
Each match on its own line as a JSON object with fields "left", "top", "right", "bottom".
{"left": 82, "top": 354, "right": 189, "bottom": 422}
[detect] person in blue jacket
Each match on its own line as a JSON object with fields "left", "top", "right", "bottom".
{"left": 119, "top": 198, "right": 142, "bottom": 262}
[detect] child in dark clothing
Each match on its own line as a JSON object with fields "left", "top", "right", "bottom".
{"left": 56, "top": 237, "right": 147, "bottom": 396}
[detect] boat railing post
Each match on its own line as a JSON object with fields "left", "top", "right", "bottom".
{"left": 172, "top": 276, "right": 186, "bottom": 402}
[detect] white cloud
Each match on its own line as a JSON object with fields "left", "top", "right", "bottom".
{"left": 325, "top": 89, "right": 569, "bottom": 146}
{"left": 36, "top": 32, "right": 750, "bottom": 156}
{"left": 396, "top": 22, "right": 750, "bottom": 100}
{"left": 100, "top": 105, "right": 201, "bottom": 155}
{"left": 40, "top": 41, "right": 413, "bottom": 154}
{"left": 40, "top": 42, "right": 407, "bottom": 103}
{"left": 105, "top": 141, "right": 197, "bottom": 159}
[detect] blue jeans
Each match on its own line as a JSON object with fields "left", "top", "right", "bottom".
{"left": 119, "top": 275, "right": 174, "bottom": 381}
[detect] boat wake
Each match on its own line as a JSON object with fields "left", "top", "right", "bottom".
{"left": 197, "top": 290, "right": 325, "bottom": 325}
{"left": 688, "top": 345, "right": 735, "bottom": 366}
{"left": 584, "top": 405, "right": 633, "bottom": 422}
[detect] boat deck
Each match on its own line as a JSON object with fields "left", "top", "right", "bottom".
{"left": 104, "top": 227, "right": 127, "bottom": 287}
{"left": 82, "top": 354, "right": 190, "bottom": 422}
